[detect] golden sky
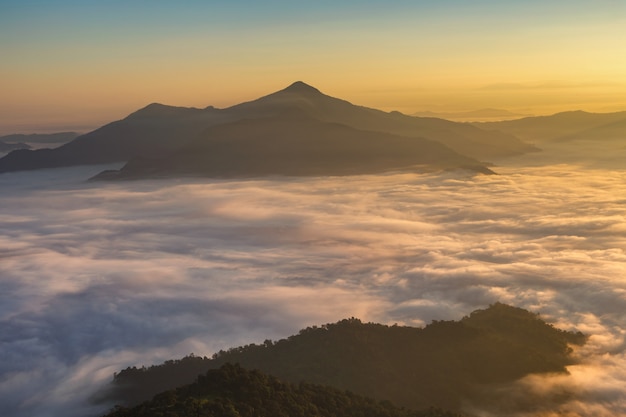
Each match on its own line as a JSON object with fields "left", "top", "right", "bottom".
{"left": 1, "top": 1, "right": 625, "bottom": 133}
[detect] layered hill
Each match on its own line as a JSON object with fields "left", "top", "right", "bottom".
{"left": 474, "top": 110, "right": 626, "bottom": 167}
{"left": 0, "top": 140, "right": 30, "bottom": 153}
{"left": 0, "top": 132, "right": 79, "bottom": 146}
{"left": 475, "top": 110, "right": 626, "bottom": 144}
{"left": 0, "top": 82, "right": 536, "bottom": 177}
{"left": 555, "top": 117, "right": 626, "bottom": 143}
{"left": 97, "top": 303, "right": 586, "bottom": 413}
{"left": 0, "top": 132, "right": 79, "bottom": 159}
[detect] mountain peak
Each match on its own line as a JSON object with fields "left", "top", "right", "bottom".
{"left": 282, "top": 81, "right": 321, "bottom": 94}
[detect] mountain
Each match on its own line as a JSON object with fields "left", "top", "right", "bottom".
{"left": 473, "top": 110, "right": 626, "bottom": 167}
{"left": 0, "top": 107, "right": 227, "bottom": 172}
{"left": 475, "top": 110, "right": 626, "bottom": 144}
{"left": 0, "top": 132, "right": 80, "bottom": 154}
{"left": 96, "top": 303, "right": 586, "bottom": 413}
{"left": 226, "top": 82, "right": 536, "bottom": 160}
{"left": 102, "top": 364, "right": 462, "bottom": 417}
{"left": 93, "top": 112, "right": 493, "bottom": 180}
{"left": 0, "top": 140, "right": 30, "bottom": 153}
{"left": 0, "top": 132, "right": 79, "bottom": 146}
{"left": 554, "top": 117, "right": 626, "bottom": 142}
{"left": 0, "top": 82, "right": 536, "bottom": 176}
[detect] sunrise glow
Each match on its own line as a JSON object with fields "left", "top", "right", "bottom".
{"left": 2, "top": 1, "right": 625, "bottom": 134}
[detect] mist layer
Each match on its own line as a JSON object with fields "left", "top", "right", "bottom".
{"left": 1, "top": 164, "right": 626, "bottom": 416}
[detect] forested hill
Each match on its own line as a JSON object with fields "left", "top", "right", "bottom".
{"left": 103, "top": 363, "right": 463, "bottom": 417}
{"left": 98, "top": 303, "right": 586, "bottom": 413}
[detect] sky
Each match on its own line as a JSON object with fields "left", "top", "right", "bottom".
{"left": 1, "top": 0, "right": 626, "bottom": 134}
{"left": 2, "top": 164, "right": 626, "bottom": 416}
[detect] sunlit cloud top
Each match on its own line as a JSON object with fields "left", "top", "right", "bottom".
{"left": 2, "top": 164, "right": 626, "bottom": 416}
{"left": 1, "top": 0, "right": 625, "bottom": 133}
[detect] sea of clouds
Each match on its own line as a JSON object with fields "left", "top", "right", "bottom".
{"left": 1, "top": 164, "right": 626, "bottom": 417}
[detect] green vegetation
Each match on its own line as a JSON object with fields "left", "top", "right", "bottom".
{"left": 104, "top": 363, "right": 462, "bottom": 417}
{"left": 100, "top": 303, "right": 586, "bottom": 413}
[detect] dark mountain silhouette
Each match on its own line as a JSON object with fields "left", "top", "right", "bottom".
{"left": 0, "top": 82, "right": 535, "bottom": 176}
{"left": 475, "top": 110, "right": 626, "bottom": 143}
{"left": 0, "top": 107, "right": 227, "bottom": 172}
{"left": 0, "top": 132, "right": 79, "bottom": 145}
{"left": 227, "top": 82, "right": 535, "bottom": 160}
{"left": 0, "top": 140, "right": 30, "bottom": 153}
{"left": 94, "top": 112, "right": 493, "bottom": 180}
{"left": 96, "top": 303, "right": 585, "bottom": 413}
{"left": 103, "top": 364, "right": 462, "bottom": 417}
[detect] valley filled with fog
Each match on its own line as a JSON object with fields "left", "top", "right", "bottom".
{"left": 2, "top": 161, "right": 626, "bottom": 417}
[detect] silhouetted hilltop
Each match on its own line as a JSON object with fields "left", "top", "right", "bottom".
{"left": 103, "top": 364, "right": 462, "bottom": 417}
{"left": 0, "top": 82, "right": 535, "bottom": 176}
{"left": 124, "top": 103, "right": 214, "bottom": 121}
{"left": 283, "top": 80, "right": 323, "bottom": 94}
{"left": 97, "top": 303, "right": 585, "bottom": 413}
{"left": 228, "top": 82, "right": 535, "bottom": 160}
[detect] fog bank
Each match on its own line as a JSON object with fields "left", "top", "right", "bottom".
{"left": 1, "top": 165, "right": 626, "bottom": 416}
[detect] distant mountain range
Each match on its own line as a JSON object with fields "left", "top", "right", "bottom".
{"left": 96, "top": 303, "right": 585, "bottom": 414}
{"left": 413, "top": 108, "right": 530, "bottom": 122}
{"left": 475, "top": 110, "right": 626, "bottom": 144}
{"left": 0, "top": 82, "right": 540, "bottom": 178}
{"left": 0, "top": 132, "right": 79, "bottom": 153}
{"left": 0, "top": 140, "right": 30, "bottom": 153}
{"left": 0, "top": 131, "right": 79, "bottom": 145}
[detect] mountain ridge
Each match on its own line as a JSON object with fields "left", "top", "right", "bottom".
{"left": 0, "top": 82, "right": 536, "bottom": 177}
{"left": 0, "top": 140, "right": 31, "bottom": 153}
{"left": 97, "top": 303, "right": 586, "bottom": 413}
{"left": 413, "top": 108, "right": 530, "bottom": 122}
{"left": 475, "top": 109, "right": 626, "bottom": 143}
{"left": 224, "top": 82, "right": 536, "bottom": 160}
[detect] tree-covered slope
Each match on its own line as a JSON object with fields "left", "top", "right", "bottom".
{"left": 103, "top": 363, "right": 462, "bottom": 417}
{"left": 99, "top": 304, "right": 585, "bottom": 412}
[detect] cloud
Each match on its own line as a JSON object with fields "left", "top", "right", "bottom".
{"left": 1, "top": 165, "right": 626, "bottom": 416}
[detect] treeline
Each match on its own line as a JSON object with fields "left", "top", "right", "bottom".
{"left": 104, "top": 363, "right": 463, "bottom": 417}
{"left": 99, "top": 303, "right": 586, "bottom": 412}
